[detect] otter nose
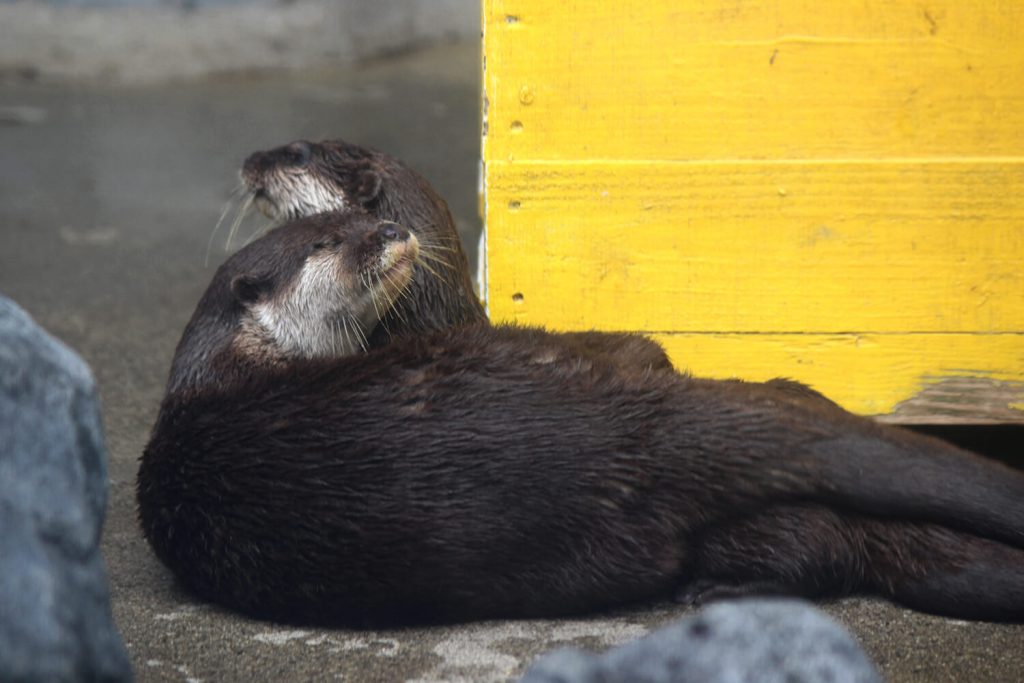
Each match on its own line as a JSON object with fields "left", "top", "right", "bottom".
{"left": 241, "top": 151, "right": 268, "bottom": 178}
{"left": 378, "top": 222, "right": 409, "bottom": 242}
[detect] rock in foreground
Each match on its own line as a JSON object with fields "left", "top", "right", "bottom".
{"left": 520, "top": 599, "right": 881, "bottom": 683}
{"left": 0, "top": 296, "right": 132, "bottom": 682}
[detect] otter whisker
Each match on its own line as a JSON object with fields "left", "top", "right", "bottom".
{"left": 414, "top": 237, "right": 459, "bottom": 253}
{"left": 368, "top": 274, "right": 396, "bottom": 338}
{"left": 396, "top": 271, "right": 417, "bottom": 307}
{"left": 365, "top": 271, "right": 388, "bottom": 328}
{"left": 349, "top": 314, "right": 369, "bottom": 353}
{"left": 416, "top": 248, "right": 458, "bottom": 273}
{"left": 378, "top": 271, "right": 409, "bottom": 325}
{"left": 206, "top": 191, "right": 245, "bottom": 267}
{"left": 339, "top": 314, "right": 356, "bottom": 356}
{"left": 373, "top": 272, "right": 396, "bottom": 316}
{"left": 328, "top": 316, "right": 339, "bottom": 357}
{"left": 381, "top": 270, "right": 413, "bottom": 324}
{"left": 399, "top": 266, "right": 417, "bottom": 298}
{"left": 417, "top": 242, "right": 462, "bottom": 259}
{"left": 337, "top": 315, "right": 354, "bottom": 355}
{"left": 225, "top": 192, "right": 256, "bottom": 254}
{"left": 375, "top": 311, "right": 393, "bottom": 337}
{"left": 413, "top": 257, "right": 444, "bottom": 283}
{"left": 242, "top": 217, "right": 279, "bottom": 247}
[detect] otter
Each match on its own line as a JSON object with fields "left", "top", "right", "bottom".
{"left": 138, "top": 209, "right": 1024, "bottom": 626}
{"left": 165, "top": 210, "right": 418, "bottom": 397}
{"left": 241, "top": 138, "right": 674, "bottom": 373}
{"left": 242, "top": 138, "right": 485, "bottom": 346}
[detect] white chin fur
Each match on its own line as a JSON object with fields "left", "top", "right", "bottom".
{"left": 271, "top": 175, "right": 349, "bottom": 220}
{"left": 250, "top": 235, "right": 419, "bottom": 360}
{"left": 253, "top": 253, "right": 370, "bottom": 358}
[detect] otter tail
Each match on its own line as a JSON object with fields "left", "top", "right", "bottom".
{"left": 686, "top": 504, "right": 1024, "bottom": 622}
{"left": 890, "top": 530, "right": 1024, "bottom": 621}
{"left": 809, "top": 429, "right": 1024, "bottom": 550}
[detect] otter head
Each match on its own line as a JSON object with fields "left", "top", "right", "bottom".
{"left": 241, "top": 140, "right": 384, "bottom": 221}
{"left": 169, "top": 210, "right": 418, "bottom": 395}
{"left": 230, "top": 211, "right": 418, "bottom": 361}
{"left": 238, "top": 137, "right": 488, "bottom": 345}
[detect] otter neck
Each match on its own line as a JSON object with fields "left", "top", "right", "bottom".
{"left": 249, "top": 304, "right": 375, "bottom": 360}
{"left": 365, "top": 181, "right": 487, "bottom": 345}
{"left": 167, "top": 310, "right": 376, "bottom": 399}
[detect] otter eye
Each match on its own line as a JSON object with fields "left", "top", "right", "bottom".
{"left": 286, "top": 141, "right": 312, "bottom": 167}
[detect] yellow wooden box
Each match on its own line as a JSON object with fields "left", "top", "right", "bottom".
{"left": 481, "top": 0, "right": 1024, "bottom": 424}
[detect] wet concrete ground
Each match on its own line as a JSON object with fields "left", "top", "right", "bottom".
{"left": 2, "top": 42, "right": 1022, "bottom": 682}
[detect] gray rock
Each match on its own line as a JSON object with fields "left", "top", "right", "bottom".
{"left": 0, "top": 296, "right": 132, "bottom": 682}
{"left": 520, "top": 599, "right": 883, "bottom": 683}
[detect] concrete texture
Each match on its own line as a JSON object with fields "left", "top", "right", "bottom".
{"left": 0, "top": 0, "right": 478, "bottom": 84}
{"left": 1, "top": 40, "right": 1023, "bottom": 683}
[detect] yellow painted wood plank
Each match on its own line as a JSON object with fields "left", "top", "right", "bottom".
{"left": 485, "top": 160, "right": 1024, "bottom": 333}
{"left": 649, "top": 332, "right": 1024, "bottom": 422}
{"left": 483, "top": 0, "right": 1024, "bottom": 161}
{"left": 481, "top": 0, "right": 1024, "bottom": 421}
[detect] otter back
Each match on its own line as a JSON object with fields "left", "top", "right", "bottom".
{"left": 139, "top": 322, "right": 1024, "bottom": 625}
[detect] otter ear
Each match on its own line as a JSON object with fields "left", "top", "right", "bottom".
{"left": 352, "top": 168, "right": 383, "bottom": 206}
{"left": 231, "top": 273, "right": 271, "bottom": 305}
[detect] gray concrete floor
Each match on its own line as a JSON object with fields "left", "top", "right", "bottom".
{"left": 2, "top": 42, "right": 1023, "bottom": 683}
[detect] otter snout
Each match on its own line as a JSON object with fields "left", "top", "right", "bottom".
{"left": 241, "top": 152, "right": 269, "bottom": 185}
{"left": 243, "top": 141, "right": 312, "bottom": 179}
{"left": 374, "top": 221, "right": 419, "bottom": 281}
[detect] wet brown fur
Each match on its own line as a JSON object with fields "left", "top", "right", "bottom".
{"left": 165, "top": 211, "right": 413, "bottom": 396}
{"left": 139, "top": 210, "right": 1024, "bottom": 626}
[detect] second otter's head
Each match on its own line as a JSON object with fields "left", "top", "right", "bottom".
{"left": 169, "top": 210, "right": 419, "bottom": 395}
{"left": 241, "top": 140, "right": 386, "bottom": 221}
{"left": 240, "top": 138, "right": 488, "bottom": 342}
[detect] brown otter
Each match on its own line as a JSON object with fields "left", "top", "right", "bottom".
{"left": 138, "top": 208, "right": 1024, "bottom": 626}
{"left": 240, "top": 138, "right": 674, "bottom": 373}
{"left": 165, "top": 211, "right": 418, "bottom": 396}
{"left": 242, "top": 139, "right": 486, "bottom": 346}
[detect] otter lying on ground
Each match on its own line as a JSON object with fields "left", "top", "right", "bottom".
{"left": 138, "top": 209, "right": 1024, "bottom": 626}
